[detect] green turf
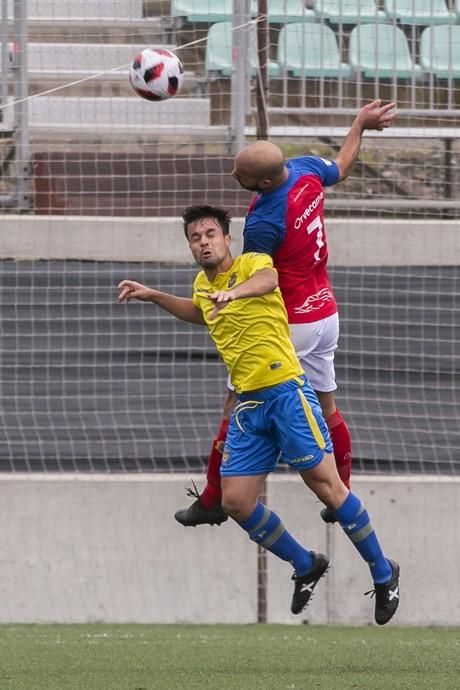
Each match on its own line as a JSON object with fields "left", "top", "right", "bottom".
{"left": 0, "top": 624, "right": 458, "bottom": 690}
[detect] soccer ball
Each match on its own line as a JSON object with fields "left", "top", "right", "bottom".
{"left": 129, "top": 48, "right": 184, "bottom": 101}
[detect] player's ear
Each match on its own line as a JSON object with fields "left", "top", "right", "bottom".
{"left": 258, "top": 178, "right": 272, "bottom": 190}
{"left": 225, "top": 233, "right": 232, "bottom": 249}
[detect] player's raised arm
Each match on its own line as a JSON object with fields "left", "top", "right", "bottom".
{"left": 207, "top": 267, "right": 278, "bottom": 319}
{"left": 335, "top": 99, "right": 397, "bottom": 181}
{"left": 117, "top": 279, "right": 205, "bottom": 325}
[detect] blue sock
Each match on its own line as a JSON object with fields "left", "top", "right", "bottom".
{"left": 335, "top": 492, "right": 392, "bottom": 584}
{"left": 240, "top": 501, "right": 314, "bottom": 576}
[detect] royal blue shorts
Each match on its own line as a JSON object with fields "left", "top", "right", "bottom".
{"left": 221, "top": 375, "right": 333, "bottom": 477}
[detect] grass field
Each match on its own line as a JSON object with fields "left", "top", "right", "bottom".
{"left": 0, "top": 624, "right": 458, "bottom": 689}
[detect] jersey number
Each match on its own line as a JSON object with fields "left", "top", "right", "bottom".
{"left": 306, "top": 216, "right": 324, "bottom": 262}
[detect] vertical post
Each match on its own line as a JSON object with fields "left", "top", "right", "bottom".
{"left": 442, "top": 137, "right": 452, "bottom": 219}
{"left": 254, "top": 0, "right": 269, "bottom": 623}
{"left": 257, "top": 506, "right": 268, "bottom": 624}
{"left": 12, "top": 0, "right": 30, "bottom": 210}
{"left": 255, "top": 0, "right": 269, "bottom": 140}
{"left": 1, "top": 0, "right": 8, "bottom": 110}
{"left": 444, "top": 138, "right": 452, "bottom": 199}
{"left": 231, "top": 0, "right": 251, "bottom": 154}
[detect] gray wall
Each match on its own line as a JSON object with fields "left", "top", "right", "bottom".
{"left": 0, "top": 215, "right": 459, "bottom": 265}
{"left": 0, "top": 474, "right": 458, "bottom": 625}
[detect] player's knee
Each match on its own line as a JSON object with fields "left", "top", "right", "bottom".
{"left": 221, "top": 490, "right": 252, "bottom": 521}
{"left": 303, "top": 453, "right": 348, "bottom": 507}
{"left": 316, "top": 475, "right": 349, "bottom": 508}
{"left": 221, "top": 493, "right": 240, "bottom": 518}
{"left": 316, "top": 392, "right": 336, "bottom": 420}
{"left": 318, "top": 483, "right": 343, "bottom": 508}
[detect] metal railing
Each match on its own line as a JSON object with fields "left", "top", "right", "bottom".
{"left": 0, "top": 0, "right": 30, "bottom": 211}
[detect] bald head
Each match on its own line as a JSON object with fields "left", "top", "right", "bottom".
{"left": 232, "top": 141, "right": 287, "bottom": 193}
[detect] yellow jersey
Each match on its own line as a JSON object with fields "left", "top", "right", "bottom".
{"left": 192, "top": 253, "right": 303, "bottom": 393}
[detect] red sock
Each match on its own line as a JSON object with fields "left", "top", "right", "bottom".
{"left": 326, "top": 409, "right": 352, "bottom": 489}
{"left": 199, "top": 418, "right": 230, "bottom": 509}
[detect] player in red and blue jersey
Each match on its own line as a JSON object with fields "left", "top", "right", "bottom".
{"left": 175, "top": 99, "right": 396, "bottom": 528}
{"left": 242, "top": 154, "right": 339, "bottom": 321}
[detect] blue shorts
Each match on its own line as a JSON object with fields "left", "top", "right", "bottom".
{"left": 221, "top": 375, "right": 333, "bottom": 477}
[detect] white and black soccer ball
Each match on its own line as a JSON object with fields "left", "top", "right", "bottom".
{"left": 129, "top": 48, "right": 184, "bottom": 101}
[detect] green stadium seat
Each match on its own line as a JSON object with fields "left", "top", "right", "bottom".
{"left": 205, "top": 22, "right": 281, "bottom": 79}
{"left": 348, "top": 23, "right": 422, "bottom": 78}
{"left": 313, "top": 0, "right": 386, "bottom": 25}
{"left": 267, "top": 1, "right": 315, "bottom": 24}
{"left": 277, "top": 22, "right": 351, "bottom": 77}
{"left": 420, "top": 25, "right": 460, "bottom": 79}
{"left": 170, "top": 0, "right": 232, "bottom": 23}
{"left": 171, "top": 0, "right": 314, "bottom": 25}
{"left": 383, "top": 0, "right": 455, "bottom": 26}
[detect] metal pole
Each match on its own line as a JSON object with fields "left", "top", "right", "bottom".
{"left": 12, "top": 0, "right": 30, "bottom": 210}
{"left": 1, "top": 0, "right": 8, "bottom": 110}
{"left": 255, "top": 0, "right": 269, "bottom": 140}
{"left": 231, "top": 0, "right": 251, "bottom": 154}
{"left": 254, "top": 2, "right": 269, "bottom": 625}
{"left": 442, "top": 137, "right": 453, "bottom": 220}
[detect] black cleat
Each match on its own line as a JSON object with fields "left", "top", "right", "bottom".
{"left": 365, "top": 559, "right": 400, "bottom": 625}
{"left": 174, "top": 483, "right": 228, "bottom": 527}
{"left": 291, "top": 552, "right": 330, "bottom": 615}
{"left": 320, "top": 506, "right": 338, "bottom": 524}
{"left": 174, "top": 498, "right": 228, "bottom": 527}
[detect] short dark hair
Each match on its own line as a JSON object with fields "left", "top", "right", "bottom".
{"left": 182, "top": 205, "right": 232, "bottom": 238}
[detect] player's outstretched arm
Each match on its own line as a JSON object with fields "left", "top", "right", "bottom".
{"left": 335, "top": 99, "right": 397, "bottom": 180}
{"left": 117, "top": 279, "right": 205, "bottom": 325}
{"left": 208, "top": 268, "right": 278, "bottom": 319}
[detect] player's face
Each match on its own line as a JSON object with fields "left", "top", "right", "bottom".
{"left": 187, "top": 218, "right": 231, "bottom": 270}
{"left": 231, "top": 166, "right": 263, "bottom": 193}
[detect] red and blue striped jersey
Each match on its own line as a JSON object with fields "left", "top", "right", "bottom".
{"left": 243, "top": 156, "right": 340, "bottom": 324}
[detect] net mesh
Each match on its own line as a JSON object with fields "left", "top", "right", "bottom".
{"left": 1, "top": 259, "right": 458, "bottom": 474}
{"left": 0, "top": 0, "right": 459, "bottom": 475}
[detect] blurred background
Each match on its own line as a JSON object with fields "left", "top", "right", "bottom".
{"left": 0, "top": 1, "right": 459, "bottom": 626}
{"left": 1, "top": 0, "right": 459, "bottom": 475}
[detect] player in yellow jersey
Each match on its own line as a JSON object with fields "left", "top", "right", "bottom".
{"left": 193, "top": 250, "right": 302, "bottom": 393}
{"left": 117, "top": 205, "right": 400, "bottom": 624}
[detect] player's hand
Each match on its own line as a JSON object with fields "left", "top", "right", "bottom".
{"left": 207, "top": 290, "right": 236, "bottom": 319}
{"left": 356, "top": 99, "right": 397, "bottom": 131}
{"left": 117, "top": 280, "right": 152, "bottom": 303}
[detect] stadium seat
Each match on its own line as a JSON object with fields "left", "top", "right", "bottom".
{"left": 313, "top": 0, "right": 386, "bottom": 25}
{"left": 277, "top": 22, "right": 351, "bottom": 77}
{"left": 171, "top": 0, "right": 313, "bottom": 25}
{"left": 420, "top": 25, "right": 460, "bottom": 79}
{"left": 170, "top": 0, "right": 237, "bottom": 24}
{"left": 206, "top": 22, "right": 280, "bottom": 79}
{"left": 266, "top": 1, "right": 316, "bottom": 24}
{"left": 383, "top": 0, "right": 455, "bottom": 26}
{"left": 348, "top": 23, "right": 422, "bottom": 79}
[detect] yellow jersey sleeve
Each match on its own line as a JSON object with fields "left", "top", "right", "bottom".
{"left": 192, "top": 274, "right": 202, "bottom": 310}
{"left": 237, "top": 252, "right": 275, "bottom": 280}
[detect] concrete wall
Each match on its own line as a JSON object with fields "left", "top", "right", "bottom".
{"left": 0, "top": 474, "right": 458, "bottom": 626}
{"left": 1, "top": 215, "right": 459, "bottom": 265}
